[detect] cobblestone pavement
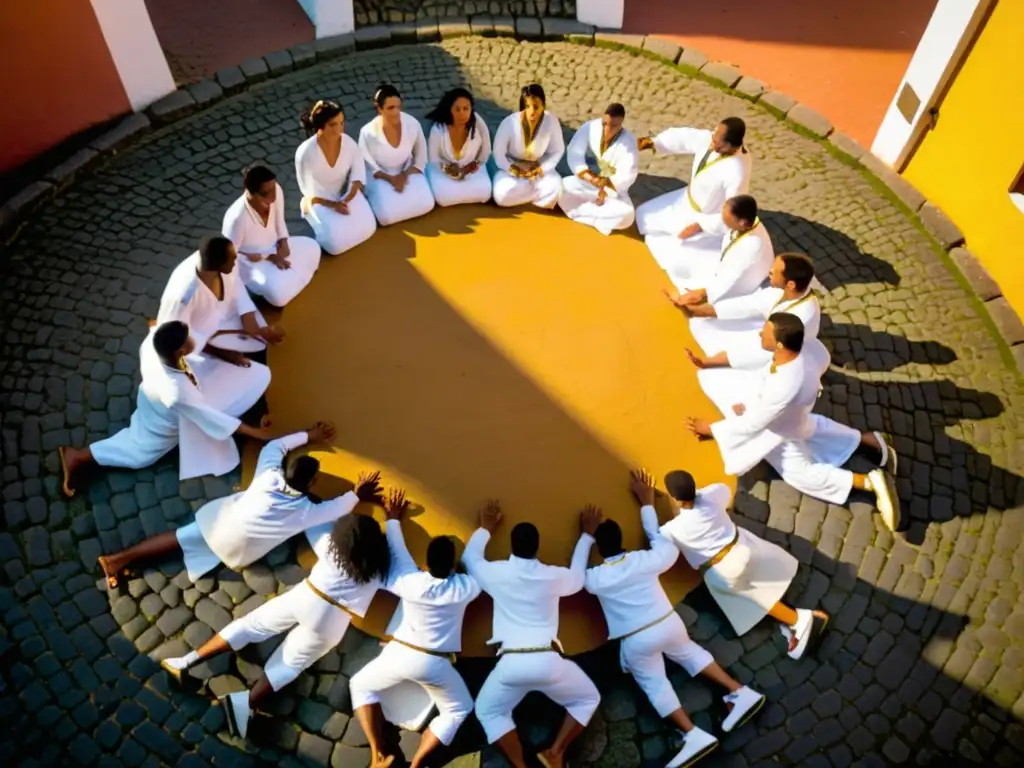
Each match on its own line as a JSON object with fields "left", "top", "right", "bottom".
{"left": 2, "top": 38, "right": 1024, "bottom": 767}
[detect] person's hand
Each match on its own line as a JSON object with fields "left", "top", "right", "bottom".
{"left": 392, "top": 173, "right": 408, "bottom": 193}
{"left": 268, "top": 252, "right": 291, "bottom": 270}
{"left": 353, "top": 470, "right": 384, "bottom": 504}
{"left": 732, "top": 403, "right": 746, "bottom": 416}
{"left": 509, "top": 165, "right": 524, "bottom": 179}
{"left": 638, "top": 136, "right": 655, "bottom": 152}
{"left": 464, "top": 161, "right": 480, "bottom": 175}
{"left": 383, "top": 487, "right": 409, "bottom": 521}
{"left": 629, "top": 469, "right": 656, "bottom": 507}
{"left": 580, "top": 504, "right": 603, "bottom": 536}
{"left": 301, "top": 196, "right": 313, "bottom": 216}
{"left": 306, "top": 421, "right": 335, "bottom": 444}
{"left": 528, "top": 167, "right": 543, "bottom": 180}
{"left": 685, "top": 348, "right": 707, "bottom": 369}
{"left": 259, "top": 325, "right": 286, "bottom": 344}
{"left": 276, "top": 240, "right": 291, "bottom": 261}
{"left": 332, "top": 200, "right": 350, "bottom": 215}
{"left": 596, "top": 187, "right": 607, "bottom": 207}
{"left": 479, "top": 499, "right": 502, "bottom": 532}
{"left": 685, "top": 417, "right": 713, "bottom": 439}
{"left": 408, "top": 166, "right": 423, "bottom": 176}
{"left": 678, "top": 222, "right": 703, "bottom": 240}
{"left": 676, "top": 290, "right": 704, "bottom": 307}
{"left": 222, "top": 350, "right": 251, "bottom": 368}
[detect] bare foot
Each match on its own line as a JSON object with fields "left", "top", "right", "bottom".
{"left": 59, "top": 446, "right": 89, "bottom": 498}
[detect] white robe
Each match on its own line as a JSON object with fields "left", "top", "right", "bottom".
{"left": 655, "top": 220, "right": 774, "bottom": 298}
{"left": 691, "top": 286, "right": 821, "bottom": 365}
{"left": 660, "top": 485, "right": 798, "bottom": 636}
{"left": 425, "top": 115, "right": 493, "bottom": 207}
{"left": 221, "top": 185, "right": 321, "bottom": 307}
{"left": 157, "top": 251, "right": 266, "bottom": 354}
{"left": 89, "top": 330, "right": 269, "bottom": 480}
{"left": 635, "top": 126, "right": 752, "bottom": 238}
{"left": 558, "top": 119, "right": 639, "bottom": 235}
{"left": 295, "top": 133, "right": 377, "bottom": 256}
{"left": 359, "top": 112, "right": 436, "bottom": 226}
{"left": 491, "top": 111, "right": 565, "bottom": 209}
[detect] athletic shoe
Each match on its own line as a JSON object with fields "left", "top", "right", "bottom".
{"left": 665, "top": 727, "right": 718, "bottom": 768}
{"left": 868, "top": 468, "right": 906, "bottom": 531}
{"left": 721, "top": 686, "right": 766, "bottom": 732}
{"left": 873, "top": 431, "right": 898, "bottom": 475}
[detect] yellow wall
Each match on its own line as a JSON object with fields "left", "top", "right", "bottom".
{"left": 903, "top": 0, "right": 1024, "bottom": 316}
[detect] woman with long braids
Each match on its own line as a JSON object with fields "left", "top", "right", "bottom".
{"left": 295, "top": 98, "right": 377, "bottom": 256}
{"left": 359, "top": 83, "right": 436, "bottom": 226}
{"left": 492, "top": 83, "right": 565, "bottom": 209}
{"left": 424, "top": 87, "right": 493, "bottom": 206}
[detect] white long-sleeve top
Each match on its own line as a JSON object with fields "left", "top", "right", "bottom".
{"left": 306, "top": 522, "right": 384, "bottom": 617}
{"left": 195, "top": 432, "right": 361, "bottom": 569}
{"left": 222, "top": 185, "right": 289, "bottom": 258}
{"left": 428, "top": 115, "right": 492, "bottom": 170}
{"left": 711, "top": 338, "right": 831, "bottom": 475}
{"left": 567, "top": 119, "right": 639, "bottom": 200}
{"left": 714, "top": 286, "right": 821, "bottom": 341}
{"left": 157, "top": 251, "right": 257, "bottom": 351}
{"left": 653, "top": 126, "right": 752, "bottom": 235}
{"left": 382, "top": 521, "right": 481, "bottom": 652}
{"left": 359, "top": 112, "right": 428, "bottom": 176}
{"left": 658, "top": 485, "right": 736, "bottom": 570}
{"left": 493, "top": 111, "right": 565, "bottom": 174}
{"left": 462, "top": 528, "right": 593, "bottom": 651}
{"left": 295, "top": 133, "right": 366, "bottom": 203}
{"left": 583, "top": 505, "right": 679, "bottom": 639}
{"left": 703, "top": 221, "right": 775, "bottom": 304}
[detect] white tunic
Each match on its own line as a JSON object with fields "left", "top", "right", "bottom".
{"left": 583, "top": 505, "right": 678, "bottom": 639}
{"left": 462, "top": 528, "right": 593, "bottom": 651}
{"left": 635, "top": 126, "right": 752, "bottom": 237}
{"left": 359, "top": 112, "right": 436, "bottom": 226}
{"left": 306, "top": 523, "right": 385, "bottom": 612}
{"left": 295, "top": 133, "right": 377, "bottom": 256}
{"left": 654, "top": 220, "right": 774, "bottom": 299}
{"left": 221, "top": 186, "right": 322, "bottom": 307}
{"left": 383, "top": 520, "right": 481, "bottom": 652}
{"left": 426, "top": 116, "right": 493, "bottom": 207}
{"left": 558, "top": 119, "right": 640, "bottom": 235}
{"left": 491, "top": 111, "right": 565, "bottom": 209}
{"left": 157, "top": 251, "right": 264, "bottom": 353}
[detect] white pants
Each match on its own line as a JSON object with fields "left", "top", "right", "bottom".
{"left": 350, "top": 642, "right": 473, "bottom": 745}
{"left": 426, "top": 163, "right": 493, "bottom": 207}
{"left": 557, "top": 176, "right": 635, "bottom": 235}
{"left": 475, "top": 652, "right": 600, "bottom": 744}
{"left": 644, "top": 231, "right": 723, "bottom": 293}
{"left": 365, "top": 173, "right": 436, "bottom": 227}
{"left": 492, "top": 170, "right": 562, "bottom": 209}
{"left": 620, "top": 613, "right": 714, "bottom": 718}
{"left": 305, "top": 193, "right": 378, "bottom": 256}
{"left": 635, "top": 187, "right": 701, "bottom": 236}
{"left": 218, "top": 581, "right": 351, "bottom": 691}
{"left": 240, "top": 236, "right": 321, "bottom": 308}
{"left": 765, "top": 415, "right": 861, "bottom": 505}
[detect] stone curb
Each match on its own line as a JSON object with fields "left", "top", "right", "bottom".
{"left": 3, "top": 19, "right": 1020, "bottom": 367}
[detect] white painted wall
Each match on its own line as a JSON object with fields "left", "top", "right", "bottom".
{"left": 297, "top": 0, "right": 355, "bottom": 38}
{"left": 578, "top": 0, "right": 624, "bottom": 29}
{"left": 870, "top": 0, "right": 991, "bottom": 169}
{"left": 90, "top": 0, "right": 175, "bottom": 111}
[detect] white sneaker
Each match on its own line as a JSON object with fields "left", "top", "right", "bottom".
{"left": 721, "top": 685, "right": 766, "bottom": 732}
{"left": 665, "top": 726, "right": 718, "bottom": 768}
{"left": 873, "top": 431, "right": 898, "bottom": 475}
{"left": 219, "top": 691, "right": 251, "bottom": 739}
{"left": 867, "top": 468, "right": 905, "bottom": 532}
{"left": 160, "top": 657, "right": 186, "bottom": 685}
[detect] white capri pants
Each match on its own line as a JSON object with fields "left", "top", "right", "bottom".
{"left": 350, "top": 642, "right": 473, "bottom": 745}
{"left": 218, "top": 581, "right": 351, "bottom": 691}
{"left": 766, "top": 415, "right": 861, "bottom": 506}
{"left": 492, "top": 171, "right": 562, "bottom": 209}
{"left": 620, "top": 613, "right": 714, "bottom": 718}
{"left": 475, "top": 651, "right": 600, "bottom": 744}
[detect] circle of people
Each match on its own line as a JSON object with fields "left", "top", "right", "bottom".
{"left": 56, "top": 82, "right": 907, "bottom": 768}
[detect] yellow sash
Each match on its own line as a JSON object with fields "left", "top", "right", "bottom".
{"left": 686, "top": 149, "right": 732, "bottom": 212}
{"left": 720, "top": 218, "right": 761, "bottom": 261}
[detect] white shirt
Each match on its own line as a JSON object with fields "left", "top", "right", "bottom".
{"left": 493, "top": 111, "right": 565, "bottom": 174}
{"left": 383, "top": 521, "right": 481, "bottom": 652}
{"left": 658, "top": 485, "right": 736, "bottom": 570}
{"left": 307, "top": 520, "right": 384, "bottom": 616}
{"left": 704, "top": 221, "right": 775, "bottom": 304}
{"left": 157, "top": 251, "right": 257, "bottom": 351}
{"left": 714, "top": 286, "right": 821, "bottom": 341}
{"left": 222, "top": 185, "right": 289, "bottom": 258}
{"left": 427, "top": 115, "right": 492, "bottom": 169}
{"left": 462, "top": 528, "right": 593, "bottom": 651}
{"left": 583, "top": 505, "right": 679, "bottom": 639}
{"left": 653, "top": 126, "right": 752, "bottom": 235}
{"left": 295, "top": 133, "right": 366, "bottom": 202}
{"left": 359, "top": 112, "right": 428, "bottom": 176}
{"left": 566, "top": 119, "right": 639, "bottom": 200}
{"left": 194, "top": 432, "right": 360, "bottom": 569}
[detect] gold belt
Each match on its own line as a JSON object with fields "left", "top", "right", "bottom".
{"left": 686, "top": 186, "right": 702, "bottom": 212}
{"left": 390, "top": 637, "right": 457, "bottom": 665}
{"left": 699, "top": 527, "right": 741, "bottom": 575}
{"left": 617, "top": 609, "right": 676, "bottom": 641}
{"left": 305, "top": 578, "right": 359, "bottom": 619}
{"left": 501, "top": 643, "right": 561, "bottom": 655}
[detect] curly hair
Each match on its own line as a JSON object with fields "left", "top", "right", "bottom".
{"left": 327, "top": 514, "right": 390, "bottom": 584}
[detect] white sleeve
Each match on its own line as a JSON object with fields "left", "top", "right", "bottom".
{"left": 411, "top": 121, "right": 428, "bottom": 172}
{"left": 476, "top": 116, "right": 492, "bottom": 165}
{"left": 713, "top": 288, "right": 772, "bottom": 321}
{"left": 384, "top": 520, "right": 420, "bottom": 596}
{"left": 174, "top": 390, "right": 240, "bottom": 441}
{"left": 273, "top": 184, "right": 289, "bottom": 240}
{"left": 711, "top": 371, "right": 801, "bottom": 443}
{"left": 492, "top": 117, "right": 513, "bottom": 172}
{"left": 636, "top": 505, "right": 679, "bottom": 574}
{"left": 700, "top": 483, "right": 734, "bottom": 511}
{"left": 359, "top": 126, "right": 383, "bottom": 175}
{"left": 566, "top": 124, "right": 589, "bottom": 176}
{"left": 254, "top": 431, "right": 308, "bottom": 477}
{"left": 295, "top": 142, "right": 315, "bottom": 198}
{"left": 607, "top": 139, "right": 639, "bottom": 197}
{"left": 298, "top": 491, "right": 359, "bottom": 533}
{"left": 652, "top": 126, "right": 709, "bottom": 156}
{"left": 428, "top": 124, "right": 446, "bottom": 166}
{"left": 704, "top": 243, "right": 760, "bottom": 304}
{"left": 461, "top": 528, "right": 498, "bottom": 593}
{"left": 233, "top": 269, "right": 258, "bottom": 317}
{"left": 694, "top": 164, "right": 748, "bottom": 235}
{"left": 158, "top": 291, "right": 208, "bottom": 352}
{"left": 554, "top": 533, "right": 594, "bottom": 597}
{"left": 540, "top": 116, "right": 565, "bottom": 174}
{"left": 345, "top": 135, "right": 367, "bottom": 187}
{"left": 222, "top": 202, "right": 247, "bottom": 249}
